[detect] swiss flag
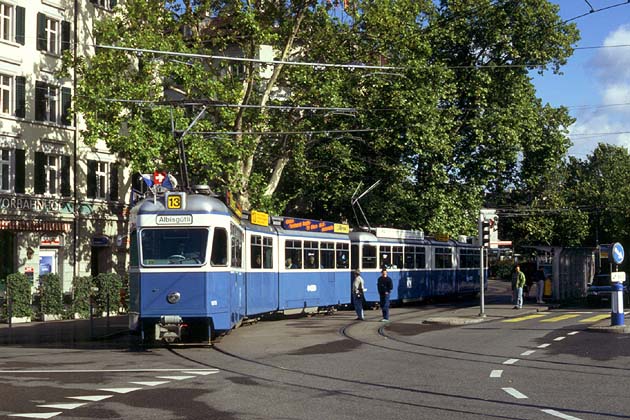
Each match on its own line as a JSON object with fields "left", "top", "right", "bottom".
{"left": 153, "top": 170, "right": 166, "bottom": 185}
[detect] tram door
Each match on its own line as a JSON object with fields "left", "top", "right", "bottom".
{"left": 230, "top": 223, "right": 245, "bottom": 324}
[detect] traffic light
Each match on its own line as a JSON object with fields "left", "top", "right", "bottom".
{"left": 480, "top": 220, "right": 491, "bottom": 248}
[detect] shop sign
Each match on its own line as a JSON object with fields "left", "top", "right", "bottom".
{"left": 0, "top": 195, "right": 64, "bottom": 213}
{"left": 40, "top": 235, "right": 63, "bottom": 247}
{"left": 91, "top": 236, "right": 111, "bottom": 247}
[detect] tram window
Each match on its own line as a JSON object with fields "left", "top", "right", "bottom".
{"left": 379, "top": 245, "right": 392, "bottom": 269}
{"left": 416, "top": 247, "right": 426, "bottom": 269}
{"left": 435, "top": 247, "right": 453, "bottom": 269}
{"left": 351, "top": 244, "right": 359, "bottom": 270}
{"left": 362, "top": 244, "right": 377, "bottom": 269}
{"left": 263, "top": 236, "right": 273, "bottom": 269}
{"left": 321, "top": 242, "right": 335, "bottom": 269}
{"left": 304, "top": 241, "right": 319, "bottom": 269}
{"left": 392, "top": 246, "right": 403, "bottom": 269}
{"left": 285, "top": 239, "right": 302, "bottom": 269}
{"left": 141, "top": 228, "right": 208, "bottom": 266}
{"left": 129, "top": 230, "right": 138, "bottom": 267}
{"left": 460, "top": 249, "right": 480, "bottom": 268}
{"left": 250, "top": 235, "right": 262, "bottom": 269}
{"left": 231, "top": 224, "right": 243, "bottom": 268}
{"left": 404, "top": 247, "right": 415, "bottom": 269}
{"left": 211, "top": 227, "right": 228, "bottom": 266}
{"left": 337, "top": 242, "right": 349, "bottom": 269}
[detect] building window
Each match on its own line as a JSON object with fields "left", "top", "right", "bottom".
{"left": 35, "top": 152, "right": 70, "bottom": 196}
{"left": 92, "top": 0, "right": 118, "bottom": 9}
{"left": 35, "top": 81, "right": 58, "bottom": 123}
{"left": 0, "top": 74, "right": 10, "bottom": 115}
{"left": 0, "top": 148, "right": 10, "bottom": 191}
{"left": 87, "top": 160, "right": 119, "bottom": 201}
{"left": 37, "top": 13, "right": 70, "bottom": 55}
{"left": 0, "top": 3, "right": 23, "bottom": 44}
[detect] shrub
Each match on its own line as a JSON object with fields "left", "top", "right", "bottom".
{"left": 3, "top": 272, "right": 33, "bottom": 318}
{"left": 72, "top": 276, "right": 93, "bottom": 318}
{"left": 39, "top": 273, "right": 64, "bottom": 316}
{"left": 94, "top": 273, "right": 123, "bottom": 314}
{"left": 493, "top": 260, "right": 515, "bottom": 281}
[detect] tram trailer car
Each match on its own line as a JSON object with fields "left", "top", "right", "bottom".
{"left": 349, "top": 228, "right": 484, "bottom": 304}
{"left": 128, "top": 191, "right": 353, "bottom": 344}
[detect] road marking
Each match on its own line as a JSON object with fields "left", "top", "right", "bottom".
{"left": 489, "top": 370, "right": 503, "bottom": 378}
{"left": 579, "top": 314, "right": 610, "bottom": 323}
{"left": 129, "top": 381, "right": 170, "bottom": 387}
{"left": 567, "top": 331, "right": 580, "bottom": 336}
{"left": 0, "top": 368, "right": 219, "bottom": 374}
{"left": 553, "top": 337, "right": 566, "bottom": 341}
{"left": 8, "top": 413, "right": 62, "bottom": 419}
{"left": 182, "top": 370, "right": 219, "bottom": 375}
{"left": 541, "top": 409, "right": 583, "bottom": 420}
{"left": 37, "top": 403, "right": 87, "bottom": 410}
{"left": 502, "top": 387, "right": 528, "bottom": 399}
{"left": 503, "top": 359, "right": 519, "bottom": 365}
{"left": 540, "top": 314, "right": 581, "bottom": 323}
{"left": 501, "top": 314, "right": 547, "bottom": 323}
{"left": 156, "top": 375, "right": 196, "bottom": 381}
{"left": 537, "top": 343, "right": 551, "bottom": 348}
{"left": 67, "top": 395, "right": 112, "bottom": 402}
{"left": 98, "top": 387, "right": 143, "bottom": 394}
{"left": 520, "top": 350, "right": 536, "bottom": 356}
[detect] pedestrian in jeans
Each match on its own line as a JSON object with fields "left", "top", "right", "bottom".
{"left": 352, "top": 269, "right": 365, "bottom": 320}
{"left": 513, "top": 264, "right": 526, "bottom": 309}
{"left": 377, "top": 268, "right": 393, "bottom": 321}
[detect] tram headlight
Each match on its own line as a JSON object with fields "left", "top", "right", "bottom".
{"left": 166, "top": 292, "right": 181, "bottom": 304}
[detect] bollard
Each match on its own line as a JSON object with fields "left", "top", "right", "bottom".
{"left": 611, "top": 282, "right": 625, "bottom": 326}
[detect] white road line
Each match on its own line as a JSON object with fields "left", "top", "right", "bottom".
{"left": 541, "top": 409, "right": 583, "bottom": 420}
{"left": 503, "top": 359, "right": 519, "bottom": 365}
{"left": 538, "top": 343, "right": 551, "bottom": 348}
{"left": 489, "top": 370, "right": 503, "bottom": 378}
{"left": 67, "top": 395, "right": 112, "bottom": 402}
{"left": 8, "top": 413, "right": 62, "bottom": 419}
{"left": 520, "top": 350, "right": 536, "bottom": 356}
{"left": 37, "top": 403, "right": 87, "bottom": 410}
{"left": 98, "top": 387, "right": 143, "bottom": 394}
{"left": 502, "top": 387, "right": 528, "bottom": 399}
{"left": 156, "top": 375, "right": 196, "bottom": 381}
{"left": 553, "top": 337, "right": 566, "bottom": 341}
{"left": 567, "top": 331, "right": 580, "bottom": 336}
{"left": 0, "top": 368, "right": 219, "bottom": 374}
{"left": 129, "top": 381, "right": 170, "bottom": 387}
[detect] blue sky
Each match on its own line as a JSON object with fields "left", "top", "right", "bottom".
{"left": 531, "top": 0, "right": 630, "bottom": 158}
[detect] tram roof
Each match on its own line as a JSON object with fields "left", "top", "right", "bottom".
{"left": 134, "top": 193, "right": 230, "bottom": 215}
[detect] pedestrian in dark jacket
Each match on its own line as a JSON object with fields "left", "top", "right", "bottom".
{"left": 377, "top": 268, "right": 393, "bottom": 322}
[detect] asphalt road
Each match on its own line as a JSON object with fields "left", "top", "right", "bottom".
{"left": 1, "top": 300, "right": 629, "bottom": 420}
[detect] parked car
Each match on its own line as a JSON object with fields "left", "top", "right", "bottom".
{"left": 586, "top": 274, "right": 629, "bottom": 306}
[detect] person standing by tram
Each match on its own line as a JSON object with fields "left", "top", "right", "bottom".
{"left": 352, "top": 269, "right": 366, "bottom": 320}
{"left": 377, "top": 268, "right": 393, "bottom": 322}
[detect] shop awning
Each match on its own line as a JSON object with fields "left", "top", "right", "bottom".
{"left": 0, "top": 219, "right": 72, "bottom": 232}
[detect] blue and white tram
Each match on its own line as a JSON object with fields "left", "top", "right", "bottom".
{"left": 349, "top": 228, "right": 483, "bottom": 304}
{"left": 128, "top": 191, "right": 246, "bottom": 344}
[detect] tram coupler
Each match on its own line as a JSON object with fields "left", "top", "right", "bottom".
{"left": 157, "top": 315, "right": 185, "bottom": 343}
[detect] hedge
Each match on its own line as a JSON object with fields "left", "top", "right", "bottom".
{"left": 39, "top": 273, "right": 64, "bottom": 316}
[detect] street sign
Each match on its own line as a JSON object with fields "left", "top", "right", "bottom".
{"left": 611, "top": 272, "right": 626, "bottom": 283}
{"left": 612, "top": 242, "right": 625, "bottom": 265}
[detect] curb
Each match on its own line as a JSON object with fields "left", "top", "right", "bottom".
{"left": 586, "top": 324, "right": 630, "bottom": 334}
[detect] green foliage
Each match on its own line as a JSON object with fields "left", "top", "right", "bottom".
{"left": 3, "top": 273, "right": 33, "bottom": 319}
{"left": 492, "top": 260, "right": 515, "bottom": 281}
{"left": 39, "top": 274, "right": 63, "bottom": 316}
{"left": 72, "top": 276, "right": 93, "bottom": 318}
{"left": 94, "top": 273, "right": 123, "bottom": 314}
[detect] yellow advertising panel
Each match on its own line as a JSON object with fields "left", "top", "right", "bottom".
{"left": 251, "top": 210, "right": 269, "bottom": 226}
{"left": 333, "top": 223, "right": 350, "bottom": 234}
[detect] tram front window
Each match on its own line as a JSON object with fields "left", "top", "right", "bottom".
{"left": 140, "top": 228, "right": 209, "bottom": 266}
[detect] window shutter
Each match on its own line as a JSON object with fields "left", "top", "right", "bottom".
{"left": 61, "top": 21, "right": 71, "bottom": 52}
{"left": 35, "top": 81, "right": 46, "bottom": 121}
{"left": 34, "top": 152, "right": 46, "bottom": 194}
{"left": 87, "top": 160, "right": 97, "bottom": 198}
{"left": 15, "top": 76, "right": 25, "bottom": 118}
{"left": 37, "top": 13, "right": 47, "bottom": 51}
{"left": 109, "top": 163, "right": 119, "bottom": 201}
{"left": 61, "top": 87, "right": 72, "bottom": 125}
{"left": 61, "top": 155, "right": 71, "bottom": 197}
{"left": 15, "top": 149, "right": 25, "bottom": 194}
{"left": 15, "top": 7, "right": 25, "bottom": 45}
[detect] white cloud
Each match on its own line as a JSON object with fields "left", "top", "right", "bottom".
{"left": 601, "top": 83, "right": 630, "bottom": 106}
{"left": 594, "top": 24, "right": 630, "bottom": 82}
{"left": 569, "top": 113, "right": 630, "bottom": 158}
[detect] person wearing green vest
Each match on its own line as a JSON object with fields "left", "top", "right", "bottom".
{"left": 513, "top": 264, "right": 527, "bottom": 309}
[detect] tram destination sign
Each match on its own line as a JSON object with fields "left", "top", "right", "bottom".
{"left": 156, "top": 214, "right": 193, "bottom": 225}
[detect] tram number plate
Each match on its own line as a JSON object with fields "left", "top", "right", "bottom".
{"left": 167, "top": 194, "right": 183, "bottom": 209}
